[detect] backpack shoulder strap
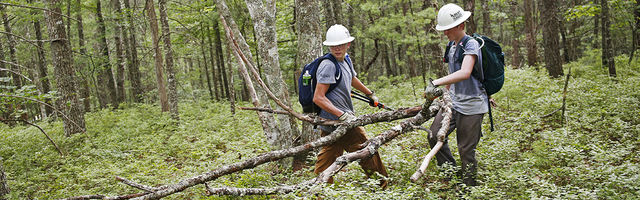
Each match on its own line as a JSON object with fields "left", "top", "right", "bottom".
{"left": 322, "top": 53, "right": 342, "bottom": 93}
{"left": 443, "top": 41, "right": 455, "bottom": 63}
{"left": 460, "top": 35, "right": 484, "bottom": 82}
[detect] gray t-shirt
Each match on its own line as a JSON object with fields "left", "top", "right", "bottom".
{"left": 448, "top": 36, "right": 488, "bottom": 115}
{"left": 316, "top": 57, "right": 356, "bottom": 132}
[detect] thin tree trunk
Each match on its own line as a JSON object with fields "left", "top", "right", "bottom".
{"left": 481, "top": 0, "right": 491, "bottom": 36}
{"left": 0, "top": 159, "right": 7, "bottom": 199}
{"left": 74, "top": 0, "right": 91, "bottom": 112}
{"left": 200, "top": 23, "right": 214, "bottom": 100}
{"left": 464, "top": 0, "right": 476, "bottom": 34}
{"left": 31, "top": 5, "right": 53, "bottom": 117}
{"left": 112, "top": 0, "right": 126, "bottom": 106}
{"left": 123, "top": 0, "right": 143, "bottom": 103}
{"left": 95, "top": 0, "right": 117, "bottom": 108}
{"left": 213, "top": 19, "right": 230, "bottom": 100}
{"left": 159, "top": 0, "right": 179, "bottom": 120}
{"left": 323, "top": 0, "right": 343, "bottom": 29}
{"left": 45, "top": 0, "right": 86, "bottom": 136}
{"left": 632, "top": 0, "right": 640, "bottom": 63}
{"left": 511, "top": 0, "right": 521, "bottom": 68}
{"left": 1, "top": 6, "right": 21, "bottom": 88}
{"left": 524, "top": 0, "right": 537, "bottom": 66}
{"left": 601, "top": 0, "right": 616, "bottom": 77}
{"left": 593, "top": 0, "right": 600, "bottom": 49}
{"left": 541, "top": 0, "right": 563, "bottom": 78}
{"left": 225, "top": 42, "right": 236, "bottom": 114}
{"left": 145, "top": 0, "right": 169, "bottom": 112}
{"left": 206, "top": 24, "right": 221, "bottom": 100}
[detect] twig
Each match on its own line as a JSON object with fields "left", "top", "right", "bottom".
{"left": 0, "top": 119, "right": 64, "bottom": 156}
{"left": 0, "top": 66, "right": 33, "bottom": 82}
{"left": 115, "top": 176, "right": 160, "bottom": 193}
{"left": 411, "top": 91, "right": 453, "bottom": 182}
{"left": 0, "top": 2, "right": 80, "bottom": 23}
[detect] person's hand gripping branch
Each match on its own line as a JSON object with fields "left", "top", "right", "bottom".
{"left": 422, "top": 78, "right": 443, "bottom": 101}
{"left": 338, "top": 111, "right": 357, "bottom": 123}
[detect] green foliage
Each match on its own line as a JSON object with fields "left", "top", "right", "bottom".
{"left": 2, "top": 53, "right": 640, "bottom": 199}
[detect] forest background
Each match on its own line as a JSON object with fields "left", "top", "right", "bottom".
{"left": 0, "top": 0, "right": 638, "bottom": 199}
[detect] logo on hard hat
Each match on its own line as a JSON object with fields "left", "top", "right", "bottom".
{"left": 450, "top": 11, "right": 462, "bottom": 20}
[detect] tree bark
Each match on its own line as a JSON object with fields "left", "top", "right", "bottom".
{"left": 632, "top": 0, "right": 640, "bottom": 63}
{"left": 593, "top": 0, "right": 600, "bottom": 49}
{"left": 294, "top": 0, "right": 323, "bottom": 171}
{"left": 200, "top": 22, "right": 214, "bottom": 100}
{"left": 510, "top": 0, "right": 522, "bottom": 68}
{"left": 75, "top": 0, "right": 91, "bottom": 112}
{"left": 1, "top": 6, "right": 21, "bottom": 88}
{"left": 540, "top": 0, "right": 563, "bottom": 78}
{"left": 225, "top": 41, "right": 236, "bottom": 114}
{"left": 123, "top": 0, "right": 143, "bottom": 103}
{"left": 213, "top": 19, "right": 231, "bottom": 101}
{"left": 481, "top": 0, "right": 491, "bottom": 36}
{"left": 206, "top": 24, "right": 221, "bottom": 101}
{"left": 31, "top": 4, "right": 53, "bottom": 117}
{"left": 464, "top": 0, "right": 477, "bottom": 34}
{"left": 324, "top": 0, "right": 343, "bottom": 29}
{"left": 45, "top": 0, "right": 86, "bottom": 136}
{"left": 524, "top": 0, "right": 537, "bottom": 67}
{"left": 145, "top": 0, "right": 169, "bottom": 112}
{"left": 159, "top": 0, "right": 179, "bottom": 120}
{"left": 112, "top": 0, "right": 127, "bottom": 106}
{"left": 601, "top": 0, "right": 616, "bottom": 77}
{"left": 95, "top": 0, "right": 118, "bottom": 108}
{"left": 0, "top": 158, "right": 7, "bottom": 199}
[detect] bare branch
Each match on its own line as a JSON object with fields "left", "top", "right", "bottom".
{"left": 0, "top": 66, "right": 32, "bottom": 82}
{"left": 0, "top": 2, "right": 80, "bottom": 23}
{"left": 238, "top": 107, "right": 343, "bottom": 126}
{"left": 411, "top": 91, "right": 453, "bottom": 182}
{"left": 115, "top": 176, "right": 161, "bottom": 193}
{"left": 0, "top": 94, "right": 86, "bottom": 132}
{"left": 0, "top": 119, "right": 64, "bottom": 156}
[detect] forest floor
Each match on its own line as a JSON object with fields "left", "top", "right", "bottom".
{"left": 1, "top": 50, "right": 639, "bottom": 199}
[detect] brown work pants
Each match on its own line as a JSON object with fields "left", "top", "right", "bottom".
{"left": 314, "top": 126, "right": 388, "bottom": 187}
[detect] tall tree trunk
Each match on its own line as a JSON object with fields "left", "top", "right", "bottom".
{"left": 559, "top": 18, "right": 569, "bottom": 63}
{"left": 511, "top": 0, "right": 522, "bottom": 68}
{"left": 593, "top": 0, "right": 600, "bottom": 49}
{"left": 75, "top": 0, "right": 91, "bottom": 112}
{"left": 294, "top": 0, "right": 323, "bottom": 171}
{"left": 0, "top": 159, "right": 8, "bottom": 199}
{"left": 206, "top": 24, "right": 221, "bottom": 100}
{"left": 481, "top": 0, "right": 491, "bottom": 36}
{"left": 45, "top": 0, "right": 87, "bottom": 136}
{"left": 123, "top": 0, "right": 143, "bottom": 103}
{"left": 95, "top": 0, "right": 117, "bottom": 108}
{"left": 1, "top": 6, "right": 21, "bottom": 88}
{"left": 225, "top": 40, "right": 236, "bottom": 114}
{"left": 31, "top": 6, "right": 53, "bottom": 117}
{"left": 524, "top": 0, "right": 538, "bottom": 66}
{"left": 324, "top": 0, "right": 343, "bottom": 29}
{"left": 213, "top": 19, "right": 230, "bottom": 100}
{"left": 601, "top": 0, "right": 616, "bottom": 77}
{"left": 541, "top": 0, "right": 563, "bottom": 78}
{"left": 464, "top": 0, "right": 477, "bottom": 34}
{"left": 112, "top": 0, "right": 127, "bottom": 106}
{"left": 632, "top": 0, "right": 640, "bottom": 63}
{"left": 159, "top": 0, "right": 179, "bottom": 120}
{"left": 145, "top": 0, "right": 169, "bottom": 112}
{"left": 245, "top": 0, "right": 300, "bottom": 154}
{"left": 200, "top": 22, "right": 214, "bottom": 100}
{"left": 217, "top": 0, "right": 280, "bottom": 148}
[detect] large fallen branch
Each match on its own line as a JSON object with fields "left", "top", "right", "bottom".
{"left": 411, "top": 91, "right": 453, "bottom": 182}
{"left": 203, "top": 95, "right": 444, "bottom": 196}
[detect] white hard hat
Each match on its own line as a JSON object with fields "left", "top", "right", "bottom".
{"left": 435, "top": 4, "right": 471, "bottom": 31}
{"left": 323, "top": 24, "right": 355, "bottom": 46}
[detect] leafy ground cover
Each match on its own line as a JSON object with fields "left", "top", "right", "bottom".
{"left": 1, "top": 51, "right": 639, "bottom": 199}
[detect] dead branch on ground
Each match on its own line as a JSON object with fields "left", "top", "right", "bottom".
{"left": 0, "top": 119, "right": 64, "bottom": 156}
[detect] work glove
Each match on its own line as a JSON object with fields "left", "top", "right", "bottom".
{"left": 338, "top": 111, "right": 357, "bottom": 123}
{"left": 366, "top": 92, "right": 380, "bottom": 108}
{"left": 422, "top": 78, "right": 442, "bottom": 101}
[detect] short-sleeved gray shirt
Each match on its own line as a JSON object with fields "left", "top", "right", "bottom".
{"left": 316, "top": 57, "right": 356, "bottom": 132}
{"left": 448, "top": 36, "right": 488, "bottom": 115}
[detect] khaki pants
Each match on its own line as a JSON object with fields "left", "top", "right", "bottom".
{"left": 314, "top": 126, "right": 388, "bottom": 187}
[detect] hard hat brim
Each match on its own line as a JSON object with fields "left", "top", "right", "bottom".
{"left": 323, "top": 36, "right": 355, "bottom": 46}
{"left": 435, "top": 11, "right": 471, "bottom": 31}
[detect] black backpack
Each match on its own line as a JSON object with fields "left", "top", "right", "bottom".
{"left": 444, "top": 33, "right": 505, "bottom": 131}
{"left": 298, "top": 53, "right": 351, "bottom": 113}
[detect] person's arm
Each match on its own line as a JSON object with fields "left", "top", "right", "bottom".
{"left": 351, "top": 77, "right": 373, "bottom": 95}
{"left": 313, "top": 83, "right": 344, "bottom": 117}
{"left": 432, "top": 54, "right": 476, "bottom": 86}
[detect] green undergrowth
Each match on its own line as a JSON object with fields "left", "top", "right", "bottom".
{"left": 1, "top": 50, "right": 639, "bottom": 199}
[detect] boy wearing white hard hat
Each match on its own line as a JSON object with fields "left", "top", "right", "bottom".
{"left": 424, "top": 3, "right": 487, "bottom": 187}
{"left": 313, "top": 24, "right": 388, "bottom": 188}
